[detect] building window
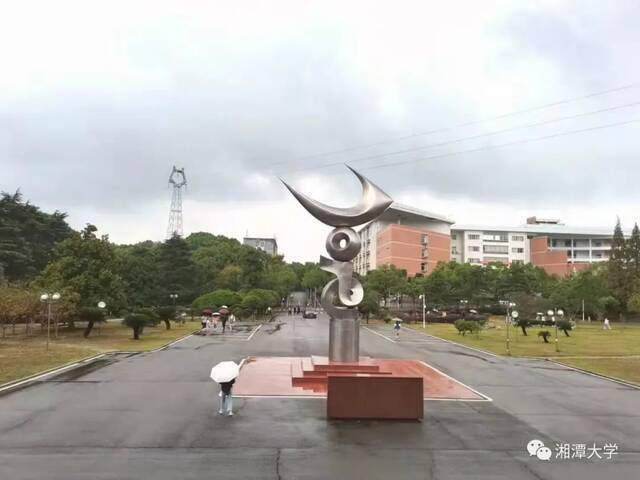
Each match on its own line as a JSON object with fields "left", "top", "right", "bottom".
{"left": 483, "top": 233, "right": 508, "bottom": 242}
{"left": 468, "top": 246, "right": 480, "bottom": 252}
{"left": 468, "top": 258, "right": 481, "bottom": 264}
{"left": 420, "top": 262, "right": 427, "bottom": 272}
{"left": 512, "top": 260, "right": 524, "bottom": 264}
{"left": 451, "top": 234, "right": 457, "bottom": 240}
{"left": 512, "top": 247, "right": 524, "bottom": 253}
{"left": 451, "top": 247, "right": 458, "bottom": 255}
{"left": 421, "top": 234, "right": 428, "bottom": 245}
{"left": 512, "top": 235, "right": 524, "bottom": 242}
{"left": 564, "top": 240, "right": 572, "bottom": 247}
{"left": 483, "top": 245, "right": 508, "bottom": 254}
{"left": 468, "top": 234, "right": 480, "bottom": 240}
{"left": 421, "top": 248, "right": 428, "bottom": 258}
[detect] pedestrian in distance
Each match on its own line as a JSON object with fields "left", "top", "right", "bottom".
{"left": 201, "top": 315, "right": 207, "bottom": 330}
{"left": 228, "top": 312, "right": 236, "bottom": 332}
{"left": 393, "top": 318, "right": 402, "bottom": 339}
{"left": 219, "top": 379, "right": 235, "bottom": 416}
{"left": 603, "top": 317, "right": 612, "bottom": 330}
{"left": 221, "top": 313, "right": 228, "bottom": 333}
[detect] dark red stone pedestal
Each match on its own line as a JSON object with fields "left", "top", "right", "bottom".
{"left": 327, "top": 375, "right": 424, "bottom": 419}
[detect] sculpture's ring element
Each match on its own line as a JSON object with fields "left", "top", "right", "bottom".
{"left": 326, "top": 227, "right": 361, "bottom": 262}
{"left": 280, "top": 165, "right": 393, "bottom": 227}
{"left": 321, "top": 278, "right": 362, "bottom": 318}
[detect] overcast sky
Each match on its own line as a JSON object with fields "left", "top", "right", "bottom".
{"left": 2, "top": 1, "right": 640, "bottom": 262}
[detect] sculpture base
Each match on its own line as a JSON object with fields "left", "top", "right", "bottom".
{"left": 328, "top": 315, "right": 359, "bottom": 363}
{"left": 233, "top": 356, "right": 488, "bottom": 402}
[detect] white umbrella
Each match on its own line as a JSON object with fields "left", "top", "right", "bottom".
{"left": 392, "top": 317, "right": 403, "bottom": 323}
{"left": 210, "top": 361, "right": 240, "bottom": 383}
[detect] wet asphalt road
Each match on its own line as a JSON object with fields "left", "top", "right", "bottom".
{"left": 1, "top": 314, "right": 639, "bottom": 480}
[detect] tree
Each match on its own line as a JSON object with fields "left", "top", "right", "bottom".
{"left": 608, "top": 218, "right": 629, "bottom": 316}
{"left": 156, "top": 306, "right": 177, "bottom": 330}
{"left": 115, "top": 242, "right": 161, "bottom": 307}
{"left": 241, "top": 289, "right": 279, "bottom": 316}
{"left": 0, "top": 287, "right": 40, "bottom": 337}
{"left": 39, "top": 224, "right": 126, "bottom": 337}
{"left": 123, "top": 313, "right": 149, "bottom": 340}
{"left": 0, "top": 191, "right": 73, "bottom": 281}
{"left": 627, "top": 223, "right": 640, "bottom": 281}
{"left": 261, "top": 264, "right": 298, "bottom": 299}
{"left": 358, "top": 289, "right": 380, "bottom": 323}
{"left": 157, "top": 235, "right": 202, "bottom": 303}
{"left": 365, "top": 265, "right": 407, "bottom": 306}
{"left": 78, "top": 307, "right": 106, "bottom": 338}
{"left": 216, "top": 265, "right": 243, "bottom": 291}
{"left": 192, "top": 289, "right": 243, "bottom": 310}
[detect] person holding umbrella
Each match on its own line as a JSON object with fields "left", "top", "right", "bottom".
{"left": 210, "top": 361, "right": 239, "bottom": 416}
{"left": 218, "top": 305, "right": 230, "bottom": 333}
{"left": 393, "top": 317, "right": 402, "bottom": 339}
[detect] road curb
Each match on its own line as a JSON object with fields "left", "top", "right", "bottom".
{"left": 544, "top": 358, "right": 640, "bottom": 390}
{"left": 0, "top": 330, "right": 197, "bottom": 396}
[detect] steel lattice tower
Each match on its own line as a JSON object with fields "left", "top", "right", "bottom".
{"left": 166, "top": 166, "right": 187, "bottom": 239}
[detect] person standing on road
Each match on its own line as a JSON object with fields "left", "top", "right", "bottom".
{"left": 393, "top": 319, "right": 402, "bottom": 339}
{"left": 603, "top": 317, "right": 612, "bottom": 330}
{"left": 218, "top": 379, "right": 235, "bottom": 416}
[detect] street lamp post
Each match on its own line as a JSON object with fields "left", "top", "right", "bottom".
{"left": 547, "top": 308, "right": 565, "bottom": 352}
{"left": 419, "top": 294, "right": 426, "bottom": 328}
{"left": 169, "top": 293, "right": 178, "bottom": 306}
{"left": 97, "top": 301, "right": 106, "bottom": 336}
{"left": 40, "top": 292, "right": 61, "bottom": 351}
{"left": 503, "top": 301, "right": 518, "bottom": 356}
{"left": 459, "top": 299, "right": 468, "bottom": 318}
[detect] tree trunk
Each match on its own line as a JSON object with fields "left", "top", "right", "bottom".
{"left": 164, "top": 319, "right": 171, "bottom": 330}
{"left": 133, "top": 326, "right": 140, "bottom": 340}
{"left": 521, "top": 326, "right": 527, "bottom": 336}
{"left": 84, "top": 320, "right": 95, "bottom": 338}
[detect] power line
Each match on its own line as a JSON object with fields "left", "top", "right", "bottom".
{"left": 284, "top": 99, "right": 640, "bottom": 174}
{"left": 355, "top": 117, "right": 640, "bottom": 172}
{"left": 267, "top": 80, "right": 640, "bottom": 169}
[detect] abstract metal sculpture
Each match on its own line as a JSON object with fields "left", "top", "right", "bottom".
{"left": 282, "top": 166, "right": 393, "bottom": 362}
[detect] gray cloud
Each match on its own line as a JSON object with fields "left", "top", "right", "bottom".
{"left": 2, "top": 1, "right": 640, "bottom": 260}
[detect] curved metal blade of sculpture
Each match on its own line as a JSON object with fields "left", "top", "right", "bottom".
{"left": 280, "top": 165, "right": 393, "bottom": 227}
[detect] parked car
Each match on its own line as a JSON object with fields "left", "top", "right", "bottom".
{"left": 302, "top": 310, "right": 318, "bottom": 319}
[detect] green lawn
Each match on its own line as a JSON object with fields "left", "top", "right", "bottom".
{"left": 0, "top": 321, "right": 199, "bottom": 385}
{"left": 407, "top": 320, "right": 640, "bottom": 385}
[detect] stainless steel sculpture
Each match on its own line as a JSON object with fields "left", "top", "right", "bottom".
{"left": 282, "top": 166, "right": 393, "bottom": 362}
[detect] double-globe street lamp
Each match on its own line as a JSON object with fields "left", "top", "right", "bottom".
{"left": 40, "top": 292, "right": 61, "bottom": 351}
{"left": 505, "top": 301, "right": 518, "bottom": 356}
{"left": 418, "top": 294, "right": 427, "bottom": 328}
{"left": 169, "top": 293, "right": 178, "bottom": 306}
{"left": 547, "top": 307, "right": 565, "bottom": 352}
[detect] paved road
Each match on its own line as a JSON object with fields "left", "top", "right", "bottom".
{"left": 1, "top": 314, "right": 639, "bottom": 479}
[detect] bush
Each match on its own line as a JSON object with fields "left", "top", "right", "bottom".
{"left": 557, "top": 319, "right": 573, "bottom": 337}
{"left": 454, "top": 319, "right": 480, "bottom": 336}
{"left": 78, "top": 306, "right": 106, "bottom": 338}
{"left": 156, "top": 305, "right": 177, "bottom": 330}
{"left": 538, "top": 330, "right": 551, "bottom": 343}
{"left": 192, "top": 289, "right": 243, "bottom": 310}
{"left": 133, "top": 307, "right": 159, "bottom": 327}
{"left": 122, "top": 313, "right": 150, "bottom": 340}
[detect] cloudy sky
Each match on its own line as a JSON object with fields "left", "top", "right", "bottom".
{"left": 2, "top": 0, "right": 640, "bottom": 262}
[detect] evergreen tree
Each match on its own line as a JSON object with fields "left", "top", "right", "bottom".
{"left": 627, "top": 223, "right": 640, "bottom": 281}
{"left": 608, "top": 218, "right": 629, "bottom": 315}
{"left": 157, "top": 234, "right": 203, "bottom": 303}
{"left": 0, "top": 191, "right": 73, "bottom": 281}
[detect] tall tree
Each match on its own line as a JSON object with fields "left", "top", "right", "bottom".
{"left": 157, "top": 234, "right": 203, "bottom": 303}
{"left": 627, "top": 223, "right": 640, "bottom": 280}
{"left": 608, "top": 218, "right": 629, "bottom": 315}
{"left": 0, "top": 191, "right": 73, "bottom": 281}
{"left": 39, "top": 224, "right": 126, "bottom": 336}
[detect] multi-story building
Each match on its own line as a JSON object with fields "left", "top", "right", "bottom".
{"left": 354, "top": 203, "right": 454, "bottom": 276}
{"left": 451, "top": 217, "right": 621, "bottom": 276}
{"left": 354, "top": 205, "right": 621, "bottom": 277}
{"left": 243, "top": 237, "right": 278, "bottom": 256}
